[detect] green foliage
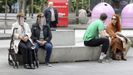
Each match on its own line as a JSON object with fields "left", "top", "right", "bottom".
{"left": 33, "top": 0, "right": 47, "bottom": 13}
{"left": 0, "top": 0, "right": 5, "bottom": 13}
{"left": 0, "top": 0, "right": 90, "bottom": 13}
{"left": 71, "top": 0, "right": 90, "bottom": 12}
{"left": 0, "top": 0, "right": 47, "bottom": 13}
{"left": 0, "top": 0, "right": 17, "bottom": 13}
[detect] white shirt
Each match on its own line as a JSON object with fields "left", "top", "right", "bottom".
{"left": 50, "top": 8, "right": 55, "bottom": 21}
{"left": 11, "top": 22, "right": 32, "bottom": 47}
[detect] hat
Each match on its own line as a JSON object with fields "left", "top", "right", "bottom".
{"left": 16, "top": 12, "right": 24, "bottom": 17}
{"left": 37, "top": 13, "right": 44, "bottom": 17}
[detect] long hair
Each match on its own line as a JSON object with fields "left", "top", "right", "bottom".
{"left": 112, "top": 14, "right": 121, "bottom": 32}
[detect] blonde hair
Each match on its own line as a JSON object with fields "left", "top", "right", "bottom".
{"left": 48, "top": 1, "right": 54, "bottom": 7}
{"left": 48, "top": 2, "right": 53, "bottom": 5}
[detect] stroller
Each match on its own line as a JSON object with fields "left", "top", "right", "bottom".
{"left": 8, "top": 28, "right": 39, "bottom": 68}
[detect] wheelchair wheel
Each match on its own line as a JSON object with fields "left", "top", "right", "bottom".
{"left": 8, "top": 53, "right": 19, "bottom": 68}
{"left": 33, "top": 60, "right": 39, "bottom": 68}
{"left": 8, "top": 53, "right": 13, "bottom": 66}
{"left": 36, "top": 60, "right": 39, "bottom": 68}
{"left": 32, "top": 48, "right": 39, "bottom": 68}
{"left": 15, "top": 61, "right": 19, "bottom": 68}
{"left": 8, "top": 58, "right": 13, "bottom": 66}
{"left": 12, "top": 61, "right": 16, "bottom": 68}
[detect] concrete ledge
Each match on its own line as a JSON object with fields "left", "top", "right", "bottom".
{"left": 0, "top": 30, "right": 75, "bottom": 46}
{"left": 128, "top": 37, "right": 133, "bottom": 47}
{"left": 0, "top": 33, "right": 11, "bottom": 40}
{"left": 38, "top": 45, "right": 101, "bottom": 63}
{"left": 51, "top": 30, "right": 75, "bottom": 46}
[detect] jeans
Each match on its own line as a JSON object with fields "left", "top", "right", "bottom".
{"left": 84, "top": 37, "right": 109, "bottom": 54}
{"left": 35, "top": 42, "right": 53, "bottom": 63}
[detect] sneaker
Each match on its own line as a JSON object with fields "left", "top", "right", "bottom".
{"left": 99, "top": 53, "right": 106, "bottom": 59}
{"left": 24, "top": 64, "right": 30, "bottom": 69}
{"left": 30, "top": 64, "right": 35, "bottom": 69}
{"left": 98, "top": 59, "right": 103, "bottom": 63}
{"left": 45, "top": 63, "right": 52, "bottom": 67}
{"left": 98, "top": 53, "right": 106, "bottom": 63}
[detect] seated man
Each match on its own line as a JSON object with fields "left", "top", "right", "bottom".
{"left": 83, "top": 13, "right": 110, "bottom": 63}
{"left": 31, "top": 13, "right": 53, "bottom": 67}
{"left": 11, "top": 12, "right": 35, "bottom": 69}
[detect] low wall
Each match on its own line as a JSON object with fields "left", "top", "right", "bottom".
{"left": 38, "top": 46, "right": 101, "bottom": 63}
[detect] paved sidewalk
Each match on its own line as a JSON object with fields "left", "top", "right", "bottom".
{"left": 0, "top": 29, "right": 133, "bottom": 75}
{"left": 0, "top": 47, "right": 133, "bottom": 75}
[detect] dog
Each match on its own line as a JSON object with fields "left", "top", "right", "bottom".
{"left": 112, "top": 49, "right": 125, "bottom": 60}
{"left": 111, "top": 35, "right": 132, "bottom": 61}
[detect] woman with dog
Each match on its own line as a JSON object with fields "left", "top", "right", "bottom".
{"left": 106, "top": 14, "right": 131, "bottom": 60}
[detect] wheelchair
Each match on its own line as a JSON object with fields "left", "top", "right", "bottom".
{"left": 8, "top": 28, "right": 39, "bottom": 69}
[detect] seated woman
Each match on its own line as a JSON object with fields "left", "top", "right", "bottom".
{"left": 106, "top": 14, "right": 131, "bottom": 60}
{"left": 31, "top": 13, "right": 53, "bottom": 67}
{"left": 11, "top": 12, "right": 35, "bottom": 69}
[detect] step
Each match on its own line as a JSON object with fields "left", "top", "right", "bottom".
{"left": 0, "top": 29, "right": 75, "bottom": 46}
{"left": 51, "top": 30, "right": 75, "bottom": 46}
{"left": 75, "top": 30, "right": 133, "bottom": 47}
{"left": 38, "top": 45, "right": 101, "bottom": 63}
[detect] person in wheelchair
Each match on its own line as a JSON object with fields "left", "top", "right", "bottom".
{"left": 31, "top": 13, "right": 53, "bottom": 67}
{"left": 11, "top": 12, "right": 35, "bottom": 69}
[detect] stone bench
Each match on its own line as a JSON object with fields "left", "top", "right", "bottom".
{"left": 38, "top": 45, "right": 101, "bottom": 63}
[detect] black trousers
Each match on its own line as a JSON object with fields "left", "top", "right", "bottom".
{"left": 18, "top": 40, "right": 33, "bottom": 65}
{"left": 84, "top": 37, "right": 109, "bottom": 54}
{"left": 50, "top": 21, "right": 57, "bottom": 28}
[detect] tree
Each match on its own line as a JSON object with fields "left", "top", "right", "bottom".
{"left": 8, "top": 0, "right": 17, "bottom": 12}
{"left": 71, "top": 0, "right": 90, "bottom": 12}
{"left": 0, "top": 0, "right": 17, "bottom": 13}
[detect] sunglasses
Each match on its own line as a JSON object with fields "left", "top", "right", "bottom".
{"left": 38, "top": 16, "right": 44, "bottom": 17}
{"left": 112, "top": 18, "right": 117, "bottom": 20}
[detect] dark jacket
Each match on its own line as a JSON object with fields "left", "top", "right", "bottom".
{"left": 31, "top": 23, "right": 52, "bottom": 43}
{"left": 44, "top": 7, "right": 58, "bottom": 25}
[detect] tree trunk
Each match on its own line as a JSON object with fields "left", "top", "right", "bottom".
{"left": 8, "top": 4, "right": 12, "bottom": 13}
{"left": 19, "top": 0, "right": 25, "bottom": 13}
{"left": 75, "top": 0, "right": 79, "bottom": 24}
{"left": 68, "top": 0, "right": 72, "bottom": 12}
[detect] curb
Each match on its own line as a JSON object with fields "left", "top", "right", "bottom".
{"left": 0, "top": 37, "right": 10, "bottom": 40}
{"left": 0, "top": 34, "right": 11, "bottom": 40}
